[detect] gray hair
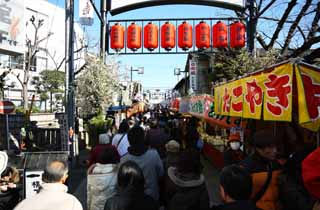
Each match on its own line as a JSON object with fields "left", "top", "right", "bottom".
{"left": 99, "top": 134, "right": 110, "bottom": 144}
{"left": 42, "top": 160, "right": 68, "bottom": 183}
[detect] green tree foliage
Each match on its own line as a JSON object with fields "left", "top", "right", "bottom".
{"left": 32, "top": 70, "right": 65, "bottom": 112}
{"left": 76, "top": 57, "right": 120, "bottom": 117}
{"left": 210, "top": 49, "right": 278, "bottom": 82}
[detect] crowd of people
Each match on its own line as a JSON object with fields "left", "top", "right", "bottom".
{"left": 1, "top": 107, "right": 320, "bottom": 210}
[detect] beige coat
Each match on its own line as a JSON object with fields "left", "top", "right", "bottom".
{"left": 14, "top": 183, "right": 82, "bottom": 210}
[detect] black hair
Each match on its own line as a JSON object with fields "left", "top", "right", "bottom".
{"left": 1, "top": 167, "right": 14, "bottom": 178}
{"left": 118, "top": 121, "right": 130, "bottom": 134}
{"left": 42, "top": 160, "right": 68, "bottom": 183}
{"left": 127, "top": 126, "right": 145, "bottom": 146}
{"left": 97, "top": 147, "right": 120, "bottom": 164}
{"left": 117, "top": 161, "right": 145, "bottom": 192}
{"left": 177, "top": 149, "right": 202, "bottom": 175}
{"left": 220, "top": 165, "right": 252, "bottom": 200}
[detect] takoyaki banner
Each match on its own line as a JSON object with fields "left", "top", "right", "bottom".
{"left": 109, "top": 0, "right": 246, "bottom": 15}
{"left": 214, "top": 62, "right": 320, "bottom": 131}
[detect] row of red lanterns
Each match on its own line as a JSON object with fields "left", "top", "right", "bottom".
{"left": 110, "top": 21, "right": 246, "bottom": 52}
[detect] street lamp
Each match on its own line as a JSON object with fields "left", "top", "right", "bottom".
{"left": 130, "top": 66, "right": 144, "bottom": 82}
{"left": 174, "top": 67, "right": 188, "bottom": 95}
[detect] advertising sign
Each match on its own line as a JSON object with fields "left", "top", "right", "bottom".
{"left": 214, "top": 63, "right": 294, "bottom": 122}
{"left": 189, "top": 60, "right": 197, "bottom": 91}
{"left": 79, "top": 0, "right": 94, "bottom": 26}
{"left": 0, "top": 0, "right": 24, "bottom": 53}
{"left": 109, "top": 0, "right": 246, "bottom": 15}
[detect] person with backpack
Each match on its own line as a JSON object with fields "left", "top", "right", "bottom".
{"left": 112, "top": 121, "right": 130, "bottom": 157}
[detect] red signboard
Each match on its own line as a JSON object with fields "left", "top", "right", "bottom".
{"left": 0, "top": 101, "right": 15, "bottom": 114}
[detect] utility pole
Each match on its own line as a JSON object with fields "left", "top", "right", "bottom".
{"left": 247, "top": 0, "right": 256, "bottom": 55}
{"left": 65, "top": 0, "right": 75, "bottom": 158}
{"left": 100, "top": 0, "right": 107, "bottom": 61}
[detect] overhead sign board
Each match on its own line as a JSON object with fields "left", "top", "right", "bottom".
{"left": 0, "top": 0, "right": 24, "bottom": 54}
{"left": 109, "top": 0, "right": 246, "bottom": 15}
{"left": 189, "top": 60, "right": 197, "bottom": 91}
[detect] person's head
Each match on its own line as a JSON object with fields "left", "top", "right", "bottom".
{"left": 1, "top": 166, "right": 19, "bottom": 183}
{"left": 219, "top": 165, "right": 252, "bottom": 203}
{"left": 128, "top": 119, "right": 135, "bottom": 128}
{"left": 177, "top": 149, "right": 201, "bottom": 175}
{"left": 118, "top": 121, "right": 130, "bottom": 134}
{"left": 252, "top": 130, "right": 278, "bottom": 161}
{"left": 165, "top": 140, "right": 180, "bottom": 153}
{"left": 42, "top": 160, "right": 68, "bottom": 184}
{"left": 99, "top": 134, "right": 110, "bottom": 145}
{"left": 127, "top": 126, "right": 145, "bottom": 146}
{"left": 228, "top": 133, "right": 241, "bottom": 151}
{"left": 149, "top": 118, "right": 158, "bottom": 129}
{"left": 117, "top": 161, "right": 145, "bottom": 192}
{"left": 97, "top": 147, "right": 120, "bottom": 164}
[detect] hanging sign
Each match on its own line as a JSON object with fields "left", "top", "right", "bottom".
{"left": 189, "top": 60, "right": 197, "bottom": 91}
{"left": 79, "top": 0, "right": 94, "bottom": 26}
{"left": 214, "top": 63, "right": 293, "bottom": 121}
{"left": 109, "top": 0, "right": 246, "bottom": 15}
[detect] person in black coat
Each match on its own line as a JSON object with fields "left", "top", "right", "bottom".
{"left": 104, "top": 161, "right": 157, "bottom": 210}
{"left": 212, "top": 165, "right": 261, "bottom": 210}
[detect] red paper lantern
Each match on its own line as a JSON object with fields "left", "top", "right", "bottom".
{"left": 127, "top": 22, "right": 142, "bottom": 51}
{"left": 178, "top": 21, "right": 193, "bottom": 51}
{"left": 196, "top": 21, "right": 210, "bottom": 49}
{"left": 230, "top": 21, "right": 246, "bottom": 48}
{"left": 144, "top": 22, "right": 158, "bottom": 51}
{"left": 213, "top": 21, "right": 228, "bottom": 48}
{"left": 110, "top": 23, "right": 124, "bottom": 52}
{"left": 161, "top": 22, "right": 176, "bottom": 51}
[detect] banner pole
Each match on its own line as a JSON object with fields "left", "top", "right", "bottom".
{"left": 5, "top": 114, "right": 10, "bottom": 151}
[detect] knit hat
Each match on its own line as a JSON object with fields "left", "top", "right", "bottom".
{"left": 165, "top": 140, "right": 180, "bottom": 153}
{"left": 99, "top": 134, "right": 110, "bottom": 144}
{"left": 252, "top": 130, "right": 277, "bottom": 148}
{"left": 302, "top": 147, "right": 320, "bottom": 199}
{"left": 228, "top": 133, "right": 241, "bottom": 142}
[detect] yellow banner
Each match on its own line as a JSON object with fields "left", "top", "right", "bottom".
{"left": 214, "top": 85, "right": 223, "bottom": 115}
{"left": 220, "top": 84, "right": 232, "bottom": 116}
{"left": 263, "top": 63, "right": 293, "bottom": 121}
{"left": 296, "top": 64, "right": 320, "bottom": 131}
{"left": 229, "top": 80, "right": 243, "bottom": 117}
{"left": 242, "top": 75, "right": 264, "bottom": 119}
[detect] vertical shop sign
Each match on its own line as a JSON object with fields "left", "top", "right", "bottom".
{"left": 79, "top": 0, "right": 94, "bottom": 26}
{"left": 0, "top": 0, "right": 24, "bottom": 53}
{"left": 189, "top": 60, "right": 197, "bottom": 91}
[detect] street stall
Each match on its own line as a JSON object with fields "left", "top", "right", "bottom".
{"left": 126, "top": 102, "right": 146, "bottom": 118}
{"left": 213, "top": 60, "right": 320, "bottom": 160}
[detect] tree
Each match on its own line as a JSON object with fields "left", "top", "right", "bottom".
{"left": 14, "top": 15, "right": 53, "bottom": 111}
{"left": 238, "top": 0, "right": 319, "bottom": 63}
{"left": 32, "top": 70, "right": 65, "bottom": 112}
{"left": 76, "top": 56, "right": 120, "bottom": 117}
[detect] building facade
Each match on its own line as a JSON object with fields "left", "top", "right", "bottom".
{"left": 0, "top": 0, "right": 85, "bottom": 110}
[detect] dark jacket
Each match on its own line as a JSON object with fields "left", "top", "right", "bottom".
{"left": 104, "top": 191, "right": 157, "bottom": 210}
{"left": 212, "top": 200, "right": 261, "bottom": 210}
{"left": 223, "top": 149, "right": 245, "bottom": 166}
{"left": 165, "top": 167, "right": 210, "bottom": 210}
{"left": 145, "top": 128, "right": 170, "bottom": 158}
{"left": 0, "top": 187, "right": 21, "bottom": 210}
{"left": 241, "top": 153, "right": 282, "bottom": 210}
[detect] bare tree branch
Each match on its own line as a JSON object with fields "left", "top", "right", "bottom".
{"left": 256, "top": 32, "right": 268, "bottom": 49}
{"left": 281, "top": 0, "right": 312, "bottom": 55}
{"left": 259, "top": 16, "right": 295, "bottom": 23}
{"left": 306, "top": 2, "right": 320, "bottom": 40}
{"left": 256, "top": 0, "right": 277, "bottom": 19}
{"left": 291, "top": 36, "right": 320, "bottom": 58}
{"left": 267, "top": 0, "right": 298, "bottom": 49}
{"left": 304, "top": 48, "right": 320, "bottom": 63}
{"left": 297, "top": 26, "right": 307, "bottom": 41}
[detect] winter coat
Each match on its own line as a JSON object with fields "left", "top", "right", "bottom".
{"left": 212, "top": 200, "right": 261, "bottom": 210}
{"left": 104, "top": 190, "right": 158, "bottom": 210}
{"left": 0, "top": 187, "right": 21, "bottom": 210}
{"left": 165, "top": 167, "right": 210, "bottom": 210}
{"left": 87, "top": 164, "right": 118, "bottom": 210}
{"left": 14, "top": 183, "right": 82, "bottom": 210}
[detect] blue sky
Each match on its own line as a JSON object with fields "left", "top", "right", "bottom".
{"left": 48, "top": 0, "right": 235, "bottom": 89}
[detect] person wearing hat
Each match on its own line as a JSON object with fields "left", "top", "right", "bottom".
{"left": 240, "top": 130, "right": 282, "bottom": 210}
{"left": 223, "top": 133, "right": 245, "bottom": 166}
{"left": 164, "top": 140, "right": 180, "bottom": 170}
{"left": 302, "top": 147, "right": 320, "bottom": 210}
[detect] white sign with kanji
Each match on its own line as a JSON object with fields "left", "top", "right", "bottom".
{"left": 189, "top": 60, "right": 197, "bottom": 91}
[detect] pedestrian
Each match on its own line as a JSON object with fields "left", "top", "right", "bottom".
{"left": 223, "top": 133, "right": 245, "bottom": 166}
{"left": 89, "top": 133, "right": 120, "bottom": 166}
{"left": 211, "top": 165, "right": 261, "bottom": 210}
{"left": 240, "top": 130, "right": 282, "bottom": 210}
{"left": 112, "top": 120, "right": 130, "bottom": 157}
{"left": 121, "top": 126, "right": 164, "bottom": 202}
{"left": 164, "top": 140, "right": 180, "bottom": 169}
{"left": 302, "top": 147, "right": 320, "bottom": 210}
{"left": 87, "top": 147, "right": 119, "bottom": 210}
{"left": 165, "top": 149, "right": 210, "bottom": 210}
{"left": 14, "top": 160, "right": 83, "bottom": 210}
{"left": 104, "top": 161, "right": 157, "bottom": 210}
{"left": 0, "top": 166, "right": 21, "bottom": 210}
{"left": 145, "top": 118, "right": 170, "bottom": 159}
